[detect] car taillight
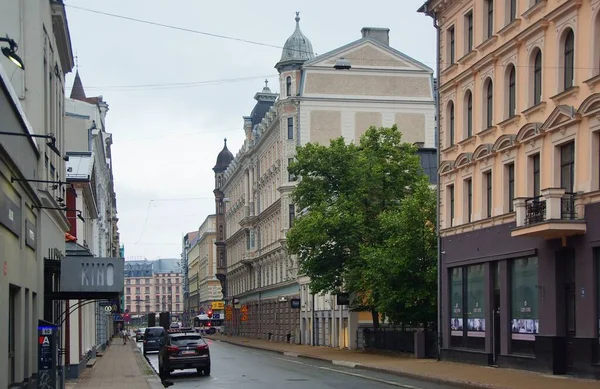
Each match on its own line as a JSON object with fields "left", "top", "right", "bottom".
{"left": 167, "top": 346, "right": 179, "bottom": 353}
{"left": 196, "top": 344, "right": 208, "bottom": 351}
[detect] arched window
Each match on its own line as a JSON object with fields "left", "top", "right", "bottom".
{"left": 465, "top": 91, "right": 473, "bottom": 138}
{"left": 286, "top": 76, "right": 292, "bottom": 96}
{"left": 485, "top": 80, "right": 494, "bottom": 129}
{"left": 508, "top": 65, "right": 516, "bottom": 117}
{"left": 533, "top": 50, "right": 542, "bottom": 105}
{"left": 563, "top": 29, "right": 575, "bottom": 90}
{"left": 448, "top": 101, "right": 455, "bottom": 146}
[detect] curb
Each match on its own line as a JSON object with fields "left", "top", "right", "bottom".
{"left": 207, "top": 336, "right": 496, "bottom": 389}
{"left": 131, "top": 341, "right": 162, "bottom": 389}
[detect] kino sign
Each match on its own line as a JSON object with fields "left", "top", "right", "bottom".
{"left": 60, "top": 257, "right": 124, "bottom": 293}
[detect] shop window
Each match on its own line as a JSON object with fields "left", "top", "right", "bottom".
{"left": 449, "top": 265, "right": 486, "bottom": 350}
{"left": 510, "top": 257, "right": 538, "bottom": 355}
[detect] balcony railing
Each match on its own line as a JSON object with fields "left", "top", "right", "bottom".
{"left": 525, "top": 196, "right": 546, "bottom": 225}
{"left": 512, "top": 188, "right": 586, "bottom": 238}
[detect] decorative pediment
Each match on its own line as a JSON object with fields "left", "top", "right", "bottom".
{"left": 454, "top": 152, "right": 473, "bottom": 168}
{"left": 492, "top": 134, "right": 517, "bottom": 152}
{"left": 304, "top": 40, "right": 431, "bottom": 72}
{"left": 540, "top": 105, "right": 579, "bottom": 132}
{"left": 516, "top": 122, "right": 543, "bottom": 142}
{"left": 438, "top": 160, "right": 455, "bottom": 175}
{"left": 472, "top": 144, "right": 493, "bottom": 160}
{"left": 578, "top": 93, "right": 600, "bottom": 116}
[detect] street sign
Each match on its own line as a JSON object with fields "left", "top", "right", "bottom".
{"left": 225, "top": 312, "right": 232, "bottom": 321}
{"left": 240, "top": 313, "right": 248, "bottom": 322}
{"left": 104, "top": 306, "right": 112, "bottom": 312}
{"left": 240, "top": 305, "right": 248, "bottom": 314}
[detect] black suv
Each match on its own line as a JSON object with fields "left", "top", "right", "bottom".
{"left": 143, "top": 327, "right": 166, "bottom": 355}
{"left": 158, "top": 331, "right": 211, "bottom": 377}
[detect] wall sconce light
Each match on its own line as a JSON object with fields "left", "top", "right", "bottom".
{"left": 0, "top": 35, "right": 25, "bottom": 69}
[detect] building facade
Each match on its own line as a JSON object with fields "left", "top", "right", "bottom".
{"left": 215, "top": 14, "right": 436, "bottom": 346}
{"left": 1, "top": 1, "right": 74, "bottom": 388}
{"left": 60, "top": 77, "right": 120, "bottom": 378}
{"left": 420, "top": 0, "right": 600, "bottom": 378}
{"left": 0, "top": 52, "right": 45, "bottom": 389}
{"left": 123, "top": 259, "right": 184, "bottom": 318}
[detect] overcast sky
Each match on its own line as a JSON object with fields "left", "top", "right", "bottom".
{"left": 63, "top": 0, "right": 436, "bottom": 260}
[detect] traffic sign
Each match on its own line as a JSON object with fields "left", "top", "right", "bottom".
{"left": 104, "top": 306, "right": 112, "bottom": 312}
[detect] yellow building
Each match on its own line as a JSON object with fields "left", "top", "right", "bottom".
{"left": 420, "top": 0, "right": 600, "bottom": 378}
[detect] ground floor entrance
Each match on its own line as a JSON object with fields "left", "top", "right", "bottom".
{"left": 440, "top": 208, "right": 600, "bottom": 379}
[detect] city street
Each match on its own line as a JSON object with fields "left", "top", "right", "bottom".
{"left": 136, "top": 339, "right": 458, "bottom": 389}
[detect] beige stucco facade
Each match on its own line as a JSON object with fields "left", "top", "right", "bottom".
{"left": 423, "top": 0, "right": 600, "bottom": 377}
{"left": 218, "top": 23, "right": 435, "bottom": 348}
{"left": 436, "top": 0, "right": 600, "bottom": 233}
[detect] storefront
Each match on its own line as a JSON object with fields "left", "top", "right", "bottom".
{"left": 440, "top": 202, "right": 600, "bottom": 378}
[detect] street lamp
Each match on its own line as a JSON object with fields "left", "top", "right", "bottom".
{"left": 0, "top": 35, "right": 25, "bottom": 69}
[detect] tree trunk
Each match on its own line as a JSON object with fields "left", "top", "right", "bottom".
{"left": 371, "top": 307, "right": 380, "bottom": 330}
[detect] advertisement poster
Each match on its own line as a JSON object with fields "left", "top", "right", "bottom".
{"left": 450, "top": 267, "right": 463, "bottom": 336}
{"left": 467, "top": 264, "right": 485, "bottom": 337}
{"left": 511, "top": 257, "right": 539, "bottom": 341}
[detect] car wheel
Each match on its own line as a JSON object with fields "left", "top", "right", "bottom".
{"left": 203, "top": 366, "right": 211, "bottom": 376}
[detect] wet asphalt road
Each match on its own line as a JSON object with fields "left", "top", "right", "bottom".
{"left": 136, "top": 339, "right": 460, "bottom": 389}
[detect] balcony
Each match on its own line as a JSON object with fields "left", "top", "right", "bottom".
{"left": 512, "top": 188, "right": 586, "bottom": 239}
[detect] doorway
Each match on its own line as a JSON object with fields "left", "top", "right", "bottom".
{"left": 557, "top": 248, "right": 576, "bottom": 373}
{"left": 492, "top": 262, "right": 501, "bottom": 363}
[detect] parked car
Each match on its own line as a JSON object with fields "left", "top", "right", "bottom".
{"left": 143, "top": 326, "right": 166, "bottom": 355}
{"left": 158, "top": 331, "right": 210, "bottom": 377}
{"left": 136, "top": 328, "right": 146, "bottom": 342}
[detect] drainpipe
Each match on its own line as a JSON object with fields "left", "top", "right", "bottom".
{"left": 421, "top": 2, "right": 442, "bottom": 360}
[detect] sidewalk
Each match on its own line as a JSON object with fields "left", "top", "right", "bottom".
{"left": 65, "top": 338, "right": 159, "bottom": 389}
{"left": 206, "top": 334, "right": 599, "bottom": 389}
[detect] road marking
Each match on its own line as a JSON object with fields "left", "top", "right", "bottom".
{"left": 272, "top": 356, "right": 423, "bottom": 389}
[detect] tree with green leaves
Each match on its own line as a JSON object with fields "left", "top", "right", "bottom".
{"left": 286, "top": 125, "right": 437, "bottom": 328}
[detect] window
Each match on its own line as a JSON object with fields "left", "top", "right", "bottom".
{"left": 448, "top": 101, "right": 455, "bottom": 146}
{"left": 486, "top": 0, "right": 494, "bottom": 39}
{"left": 485, "top": 171, "right": 493, "bottom": 217}
{"left": 288, "top": 158, "right": 296, "bottom": 181}
{"left": 465, "top": 178, "right": 473, "bottom": 222}
{"left": 286, "top": 76, "right": 292, "bottom": 96}
{"left": 448, "top": 26, "right": 455, "bottom": 65}
{"left": 511, "top": 257, "right": 539, "bottom": 351}
{"left": 450, "top": 265, "right": 486, "bottom": 350}
{"left": 507, "top": 163, "right": 515, "bottom": 212}
{"left": 450, "top": 267, "right": 464, "bottom": 347}
{"left": 465, "top": 91, "right": 473, "bottom": 138}
{"left": 533, "top": 50, "right": 542, "bottom": 105}
{"left": 287, "top": 117, "right": 294, "bottom": 140}
{"left": 560, "top": 142, "right": 575, "bottom": 193}
{"left": 509, "top": 0, "right": 517, "bottom": 22}
{"left": 485, "top": 80, "right": 494, "bottom": 129}
{"left": 448, "top": 185, "right": 455, "bottom": 227}
{"left": 563, "top": 29, "right": 575, "bottom": 90}
{"left": 531, "top": 153, "right": 541, "bottom": 196}
{"left": 465, "top": 12, "right": 474, "bottom": 53}
{"left": 508, "top": 65, "right": 516, "bottom": 117}
{"left": 289, "top": 204, "right": 295, "bottom": 228}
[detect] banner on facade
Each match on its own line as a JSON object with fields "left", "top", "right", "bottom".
{"left": 60, "top": 256, "right": 124, "bottom": 296}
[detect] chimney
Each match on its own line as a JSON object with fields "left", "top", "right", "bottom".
{"left": 361, "top": 27, "right": 390, "bottom": 46}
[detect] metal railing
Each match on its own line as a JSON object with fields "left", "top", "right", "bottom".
{"left": 525, "top": 196, "right": 546, "bottom": 225}
{"left": 561, "top": 192, "right": 577, "bottom": 220}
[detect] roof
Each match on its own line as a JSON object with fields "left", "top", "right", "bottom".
{"left": 70, "top": 71, "right": 86, "bottom": 100}
{"left": 213, "top": 138, "right": 234, "bottom": 173}
{"left": 66, "top": 151, "right": 93, "bottom": 181}
{"left": 275, "top": 12, "right": 315, "bottom": 69}
{"left": 250, "top": 81, "right": 277, "bottom": 125}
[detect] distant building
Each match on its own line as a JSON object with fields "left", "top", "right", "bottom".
{"left": 123, "top": 258, "right": 183, "bottom": 316}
